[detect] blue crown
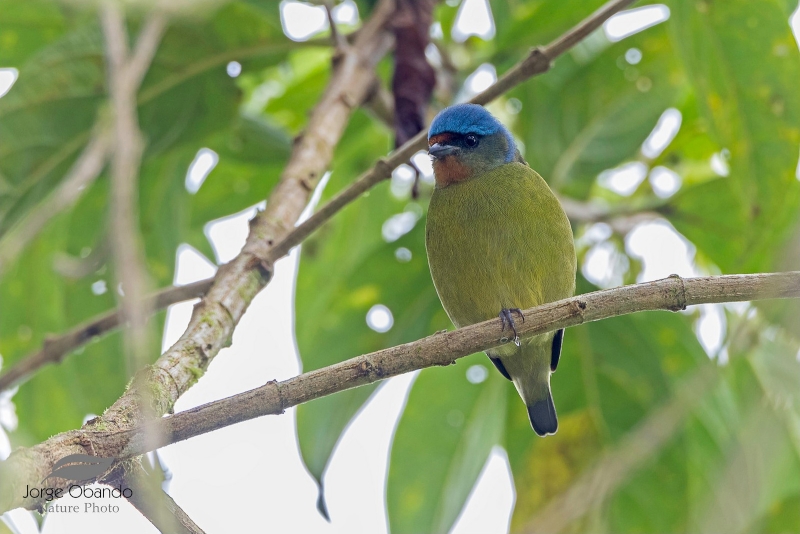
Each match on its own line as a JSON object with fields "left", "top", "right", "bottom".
{"left": 429, "top": 103, "right": 504, "bottom": 138}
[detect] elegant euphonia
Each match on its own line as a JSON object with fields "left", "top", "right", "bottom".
{"left": 425, "top": 103, "right": 576, "bottom": 436}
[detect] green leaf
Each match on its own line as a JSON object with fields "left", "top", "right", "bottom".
{"left": 188, "top": 115, "right": 291, "bottom": 230}
{"left": 512, "top": 24, "right": 683, "bottom": 198}
{"left": 262, "top": 47, "right": 332, "bottom": 134}
{"left": 387, "top": 357, "right": 507, "bottom": 534}
{"left": 0, "top": 206, "right": 133, "bottom": 445}
{"left": 749, "top": 332, "right": 800, "bottom": 415}
{"left": 690, "top": 405, "right": 800, "bottom": 533}
{"left": 0, "top": 0, "right": 68, "bottom": 66}
{"left": 666, "top": 0, "right": 800, "bottom": 272}
{"left": 599, "top": 439, "right": 688, "bottom": 533}
{"left": 493, "top": 0, "right": 609, "bottom": 57}
{"left": 296, "top": 213, "right": 448, "bottom": 512}
{"left": 755, "top": 494, "right": 800, "bottom": 533}
{"left": 683, "top": 330, "right": 800, "bottom": 533}
{"left": 0, "top": 1, "right": 293, "bottom": 239}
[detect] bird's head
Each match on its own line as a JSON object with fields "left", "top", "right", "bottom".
{"left": 427, "top": 103, "right": 518, "bottom": 187}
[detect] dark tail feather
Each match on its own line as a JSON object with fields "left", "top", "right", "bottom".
{"left": 527, "top": 390, "right": 558, "bottom": 436}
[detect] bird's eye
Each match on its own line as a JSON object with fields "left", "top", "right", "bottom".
{"left": 465, "top": 134, "right": 479, "bottom": 148}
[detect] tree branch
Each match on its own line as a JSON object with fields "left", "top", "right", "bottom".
{"left": 127, "top": 15, "right": 168, "bottom": 89}
{"left": 0, "top": 0, "right": 641, "bottom": 393}
{"left": 99, "top": 6, "right": 186, "bottom": 529}
{"left": 0, "top": 280, "right": 211, "bottom": 393}
{"left": 121, "top": 463, "right": 205, "bottom": 534}
{"left": 323, "top": 0, "right": 347, "bottom": 51}
{"left": 559, "top": 196, "right": 663, "bottom": 233}
{"left": 2, "top": 272, "right": 798, "bottom": 512}
{"left": 101, "top": 5, "right": 166, "bottom": 373}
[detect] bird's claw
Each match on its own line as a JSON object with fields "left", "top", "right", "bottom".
{"left": 499, "top": 308, "right": 524, "bottom": 346}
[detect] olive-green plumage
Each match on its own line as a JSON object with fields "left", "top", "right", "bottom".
{"left": 425, "top": 104, "right": 576, "bottom": 436}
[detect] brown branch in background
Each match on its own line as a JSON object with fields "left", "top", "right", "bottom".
{"left": 391, "top": 0, "right": 436, "bottom": 147}
{"left": 0, "top": 0, "right": 640, "bottom": 397}
{"left": 0, "top": 280, "right": 211, "bottom": 393}
{"left": 362, "top": 79, "right": 395, "bottom": 127}
{"left": 1, "top": 272, "right": 798, "bottom": 513}
{"left": 121, "top": 463, "right": 206, "bottom": 534}
{"left": 391, "top": 0, "right": 436, "bottom": 199}
{"left": 101, "top": 5, "right": 166, "bottom": 375}
{"left": 559, "top": 196, "right": 662, "bottom": 234}
{"left": 323, "top": 1, "right": 347, "bottom": 51}
{"left": 100, "top": 6, "right": 176, "bottom": 530}
{"left": 521, "top": 365, "right": 718, "bottom": 534}
{"left": 53, "top": 238, "right": 110, "bottom": 279}
{"left": 0, "top": 124, "right": 110, "bottom": 276}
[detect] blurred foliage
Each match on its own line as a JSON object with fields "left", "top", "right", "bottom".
{"left": 1, "top": 1, "right": 799, "bottom": 533}
{"left": 0, "top": 0, "right": 293, "bottom": 442}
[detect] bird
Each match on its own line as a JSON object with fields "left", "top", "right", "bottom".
{"left": 425, "top": 103, "right": 576, "bottom": 436}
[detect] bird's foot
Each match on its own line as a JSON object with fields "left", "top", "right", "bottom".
{"left": 499, "top": 308, "right": 524, "bottom": 347}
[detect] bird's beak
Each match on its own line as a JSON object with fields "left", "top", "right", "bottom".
{"left": 428, "top": 143, "right": 458, "bottom": 159}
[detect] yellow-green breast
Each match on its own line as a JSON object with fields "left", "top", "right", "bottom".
{"left": 425, "top": 162, "right": 576, "bottom": 330}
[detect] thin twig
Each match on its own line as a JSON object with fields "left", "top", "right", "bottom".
{"left": 121, "top": 463, "right": 206, "bottom": 534}
{"left": 0, "top": 0, "right": 641, "bottom": 395}
{"left": 2, "top": 272, "right": 798, "bottom": 513}
{"left": 53, "top": 238, "right": 110, "bottom": 279}
{"left": 101, "top": 5, "right": 166, "bottom": 374}
{"left": 100, "top": 5, "right": 175, "bottom": 530}
{"left": 362, "top": 80, "right": 395, "bottom": 126}
{"left": 324, "top": 1, "right": 348, "bottom": 51}
{"left": 559, "top": 196, "right": 662, "bottom": 234}
{"left": 0, "top": 280, "right": 211, "bottom": 393}
{"left": 127, "top": 15, "right": 168, "bottom": 88}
